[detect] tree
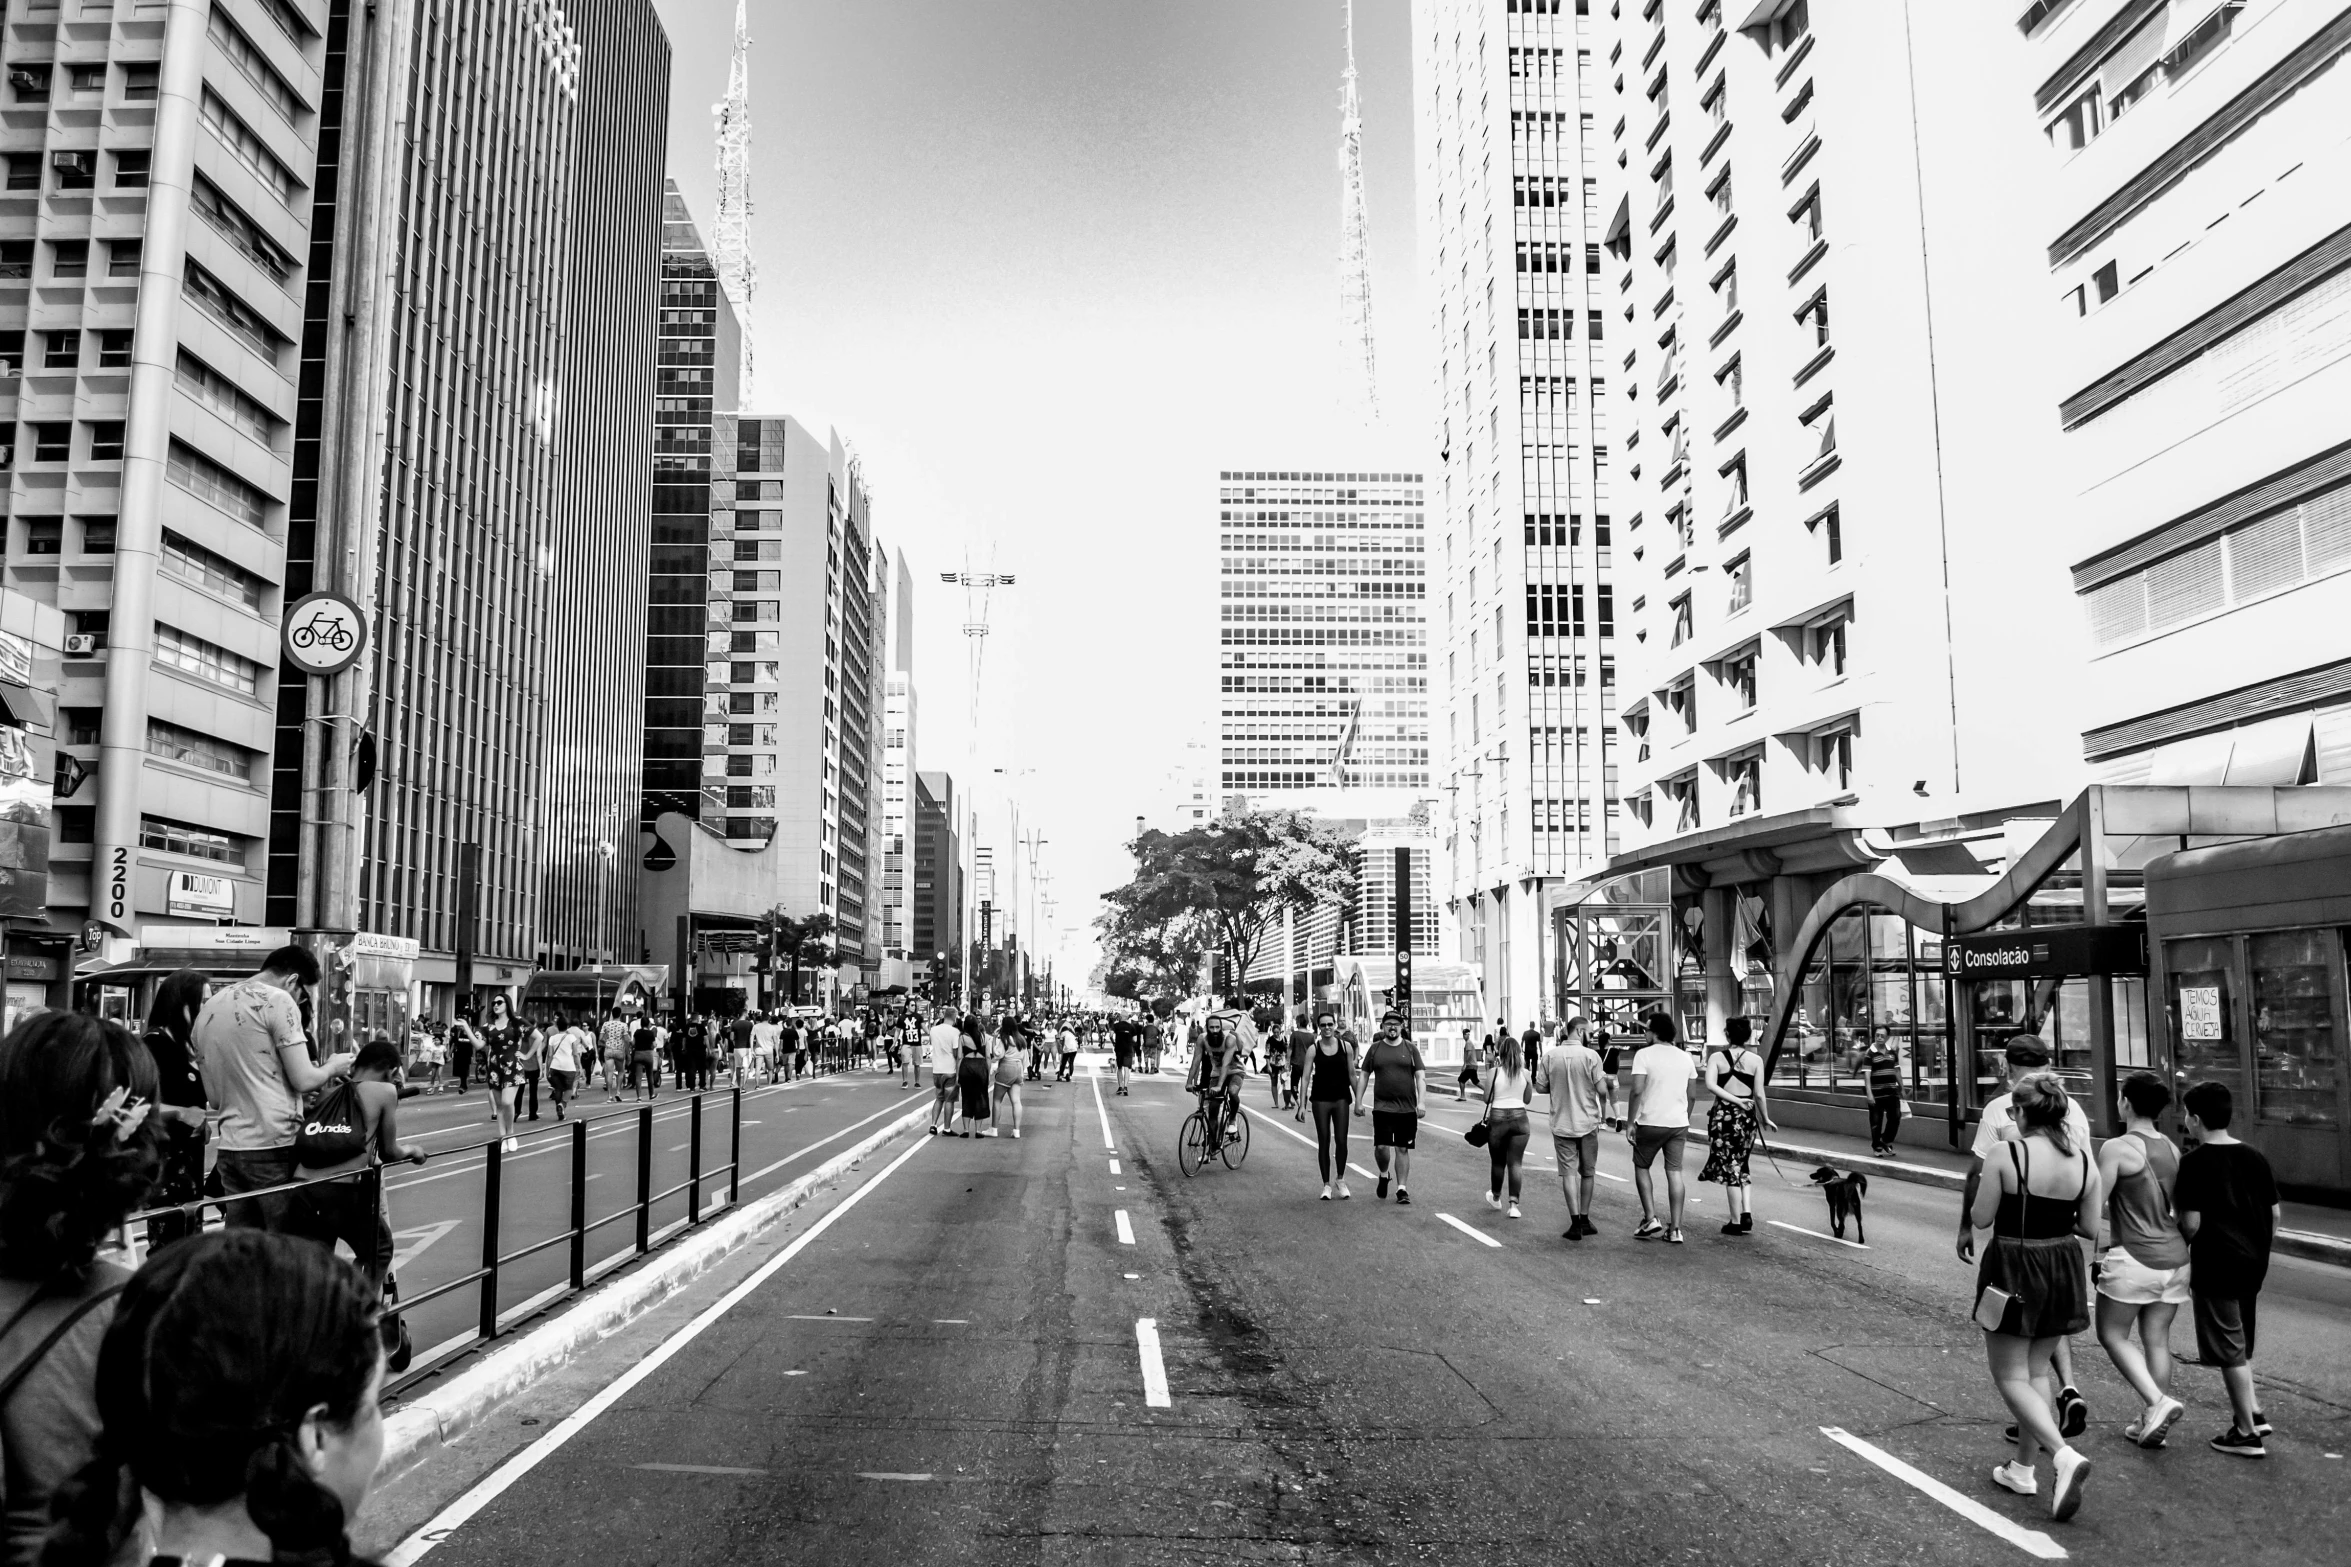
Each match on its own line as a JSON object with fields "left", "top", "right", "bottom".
{"left": 769, "top": 910, "right": 835, "bottom": 1007}
{"left": 1097, "top": 811, "right": 1357, "bottom": 1005}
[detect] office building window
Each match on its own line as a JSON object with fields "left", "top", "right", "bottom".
{"left": 108, "top": 239, "right": 141, "bottom": 277}
{"left": 1725, "top": 552, "right": 1752, "bottom": 614}
{"left": 50, "top": 241, "right": 87, "bottom": 279}
{"left": 139, "top": 815, "right": 243, "bottom": 865}
{"left": 162, "top": 531, "right": 267, "bottom": 609}
{"left": 1796, "top": 289, "right": 1830, "bottom": 350}
{"left": 1721, "top": 749, "right": 1762, "bottom": 817}
{"left": 122, "top": 63, "right": 160, "bottom": 101}
{"left": 19, "top": 517, "right": 62, "bottom": 556}
{"left": 1814, "top": 726, "right": 1854, "bottom": 791}
{"left": 50, "top": 150, "right": 95, "bottom": 190}
{"left": 30, "top": 423, "right": 70, "bottom": 462}
{"left": 0, "top": 242, "right": 27, "bottom": 279}
{"left": 43, "top": 330, "right": 78, "bottom": 369}
{"left": 1801, "top": 394, "right": 1835, "bottom": 464}
{"left": 166, "top": 440, "right": 272, "bottom": 527}
{"left": 147, "top": 719, "right": 255, "bottom": 782}
{"left": 9, "top": 62, "right": 50, "bottom": 103}
{"left": 1, "top": 156, "right": 34, "bottom": 192}
{"left": 155, "top": 624, "right": 263, "bottom": 695}
{"left": 1809, "top": 502, "right": 1842, "bottom": 564}
{"left": 77, "top": 516, "right": 115, "bottom": 554}
{"left": 87, "top": 421, "right": 124, "bottom": 461}
{"left": 112, "top": 149, "right": 149, "bottom": 188}
{"left": 97, "top": 329, "right": 131, "bottom": 368}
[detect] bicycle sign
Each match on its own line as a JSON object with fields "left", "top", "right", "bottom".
{"left": 281, "top": 591, "right": 367, "bottom": 675}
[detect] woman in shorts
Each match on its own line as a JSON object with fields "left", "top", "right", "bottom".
{"left": 990, "top": 1034, "right": 1025, "bottom": 1138}
{"left": 2093, "top": 1070, "right": 2191, "bottom": 1448}
{"left": 956, "top": 1038, "right": 993, "bottom": 1137}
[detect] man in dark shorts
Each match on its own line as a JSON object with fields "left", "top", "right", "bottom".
{"left": 1360, "top": 1012, "right": 1426, "bottom": 1204}
{"left": 2175, "top": 1080, "right": 2280, "bottom": 1458}
{"left": 631, "top": 1015, "right": 660, "bottom": 1102}
{"left": 1112, "top": 1016, "right": 1138, "bottom": 1095}
{"left": 1285, "top": 1012, "right": 1314, "bottom": 1118}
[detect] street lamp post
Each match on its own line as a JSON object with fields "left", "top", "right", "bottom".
{"left": 592, "top": 838, "right": 616, "bottom": 965}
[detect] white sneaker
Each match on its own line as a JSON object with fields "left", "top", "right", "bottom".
{"left": 2048, "top": 1447, "right": 2090, "bottom": 1522}
{"left": 1320, "top": 1184, "right": 1334, "bottom": 1201}
{"left": 1507, "top": 1202, "right": 1523, "bottom": 1219}
{"left": 1991, "top": 1462, "right": 2037, "bottom": 1497}
{"left": 1484, "top": 1191, "right": 1503, "bottom": 1211}
{"left": 1011, "top": 1128, "right": 1020, "bottom": 1139}
{"left": 1337, "top": 1181, "right": 1352, "bottom": 1200}
{"left": 502, "top": 1137, "right": 519, "bottom": 1154}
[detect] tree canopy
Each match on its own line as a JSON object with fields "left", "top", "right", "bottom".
{"left": 1096, "top": 811, "right": 1357, "bottom": 1005}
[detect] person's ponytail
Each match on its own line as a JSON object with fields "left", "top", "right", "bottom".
{"left": 36, "top": 1446, "right": 139, "bottom": 1567}
{"left": 245, "top": 1433, "right": 357, "bottom": 1567}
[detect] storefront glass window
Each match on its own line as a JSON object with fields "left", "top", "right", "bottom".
{"left": 2249, "top": 929, "right": 2340, "bottom": 1127}
{"left": 2165, "top": 936, "right": 2242, "bottom": 1107}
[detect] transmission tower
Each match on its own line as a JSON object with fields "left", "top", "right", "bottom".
{"left": 1338, "top": 0, "right": 1379, "bottom": 419}
{"left": 939, "top": 567, "right": 1018, "bottom": 741}
{"left": 712, "top": 0, "right": 757, "bottom": 399}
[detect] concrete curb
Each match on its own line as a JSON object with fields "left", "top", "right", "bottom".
{"left": 377, "top": 1102, "right": 930, "bottom": 1477}
{"left": 1721, "top": 1131, "right": 2351, "bottom": 1269}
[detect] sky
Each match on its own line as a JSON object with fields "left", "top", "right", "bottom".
{"left": 650, "top": 0, "right": 1431, "bottom": 986}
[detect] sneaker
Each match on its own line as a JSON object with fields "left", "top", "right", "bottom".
{"left": 2137, "top": 1396, "right": 2185, "bottom": 1449}
{"left": 1990, "top": 1462, "right": 2037, "bottom": 1498}
{"left": 2056, "top": 1386, "right": 2088, "bottom": 1439}
{"left": 1320, "top": 1184, "right": 1334, "bottom": 1201}
{"left": 1665, "top": 1227, "right": 1686, "bottom": 1244}
{"left": 1337, "top": 1181, "right": 1351, "bottom": 1199}
{"left": 1740, "top": 1212, "right": 1753, "bottom": 1232}
{"left": 502, "top": 1137, "right": 519, "bottom": 1154}
{"left": 1722, "top": 1221, "right": 1745, "bottom": 1235}
{"left": 1507, "top": 1202, "right": 1522, "bottom": 1219}
{"left": 1395, "top": 1189, "right": 1411, "bottom": 1205}
{"left": 928, "top": 1126, "right": 939, "bottom": 1136}
{"left": 1011, "top": 1128, "right": 1020, "bottom": 1139}
{"left": 1578, "top": 1216, "right": 1599, "bottom": 1237}
{"left": 1635, "top": 1218, "right": 1665, "bottom": 1240}
{"left": 1562, "top": 1227, "right": 1581, "bottom": 1240}
{"left": 2048, "top": 1447, "right": 2089, "bottom": 1522}
{"left": 1484, "top": 1191, "right": 1503, "bottom": 1211}
{"left": 1377, "top": 1173, "right": 1390, "bottom": 1200}
{"left": 2251, "top": 1409, "right": 2273, "bottom": 1437}
{"left": 2209, "top": 1426, "right": 2265, "bottom": 1458}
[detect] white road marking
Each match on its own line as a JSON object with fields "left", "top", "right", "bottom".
{"left": 1114, "top": 1210, "right": 1136, "bottom": 1245}
{"left": 1596, "top": 1171, "right": 1629, "bottom": 1183}
{"left": 1108, "top": 1158, "right": 1122, "bottom": 1174}
{"left": 1122, "top": 1273, "right": 1139, "bottom": 1279}
{"left": 1241, "top": 1105, "right": 1378, "bottom": 1181}
{"left": 1135, "top": 1318, "right": 1172, "bottom": 1408}
{"left": 382, "top": 1133, "right": 932, "bottom": 1567}
{"left": 1435, "top": 1212, "right": 1503, "bottom": 1248}
{"left": 932, "top": 1319, "right": 968, "bottom": 1324}
{"left": 785, "top": 1314, "right": 873, "bottom": 1322}
{"left": 739, "top": 1101, "right": 926, "bottom": 1184}
{"left": 633, "top": 1463, "right": 763, "bottom": 1476}
{"left": 1771, "top": 1219, "right": 1869, "bottom": 1250}
{"left": 390, "top": 1220, "right": 462, "bottom": 1271}
{"left": 1089, "top": 1061, "right": 1115, "bottom": 1149}
{"left": 857, "top": 1472, "right": 934, "bottom": 1481}
{"left": 1818, "top": 1427, "right": 2066, "bottom": 1560}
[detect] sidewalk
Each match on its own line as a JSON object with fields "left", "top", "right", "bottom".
{"left": 1713, "top": 1117, "right": 2351, "bottom": 1269}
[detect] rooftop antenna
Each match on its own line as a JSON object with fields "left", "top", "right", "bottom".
{"left": 1338, "top": 0, "right": 1378, "bottom": 419}
{"left": 713, "top": 0, "right": 757, "bottom": 399}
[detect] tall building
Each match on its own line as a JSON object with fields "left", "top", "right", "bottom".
{"left": 710, "top": 413, "right": 883, "bottom": 984}
{"left": 877, "top": 549, "right": 915, "bottom": 986}
{"left": 1414, "top": 0, "right": 1622, "bottom": 1026}
{"left": 2037, "top": 0, "right": 2351, "bottom": 785}
{"left": 538, "top": 0, "right": 668, "bottom": 968}
{"left": 912, "top": 768, "right": 962, "bottom": 998}
{"left": 1216, "top": 468, "right": 1431, "bottom": 813}
{"left": 640, "top": 181, "right": 742, "bottom": 828}
{"left": 1147, "top": 736, "right": 1215, "bottom": 832}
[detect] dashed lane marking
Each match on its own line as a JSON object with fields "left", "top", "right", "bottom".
{"left": 633, "top": 1463, "right": 764, "bottom": 1476}
{"left": 785, "top": 1313, "right": 874, "bottom": 1321}
{"left": 382, "top": 1134, "right": 932, "bottom": 1567}
{"left": 1435, "top": 1212, "right": 1503, "bottom": 1248}
{"left": 1114, "top": 1210, "right": 1136, "bottom": 1245}
{"left": 1135, "top": 1318, "right": 1172, "bottom": 1409}
{"left": 1819, "top": 1427, "right": 2066, "bottom": 1559}
{"left": 1771, "top": 1219, "right": 1868, "bottom": 1250}
{"left": 1108, "top": 1158, "right": 1122, "bottom": 1174}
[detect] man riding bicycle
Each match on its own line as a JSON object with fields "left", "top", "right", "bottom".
{"left": 1186, "top": 1001, "right": 1259, "bottom": 1147}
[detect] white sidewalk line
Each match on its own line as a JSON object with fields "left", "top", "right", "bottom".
{"left": 1819, "top": 1427, "right": 2067, "bottom": 1560}
{"left": 1135, "top": 1317, "right": 1172, "bottom": 1409}
{"left": 1771, "top": 1219, "right": 1869, "bottom": 1250}
{"left": 1114, "top": 1210, "right": 1136, "bottom": 1245}
{"left": 1435, "top": 1211, "right": 1503, "bottom": 1248}
{"left": 1242, "top": 1104, "right": 1378, "bottom": 1182}
{"left": 376, "top": 1103, "right": 929, "bottom": 1506}
{"left": 384, "top": 1129, "right": 931, "bottom": 1567}
{"left": 1089, "top": 1060, "right": 1116, "bottom": 1149}
{"left": 1108, "top": 1158, "right": 1122, "bottom": 1174}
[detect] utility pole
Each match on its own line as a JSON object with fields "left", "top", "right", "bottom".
{"left": 1338, "top": 0, "right": 1379, "bottom": 418}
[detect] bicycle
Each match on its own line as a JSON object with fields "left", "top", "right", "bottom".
{"left": 1177, "top": 1082, "right": 1250, "bottom": 1177}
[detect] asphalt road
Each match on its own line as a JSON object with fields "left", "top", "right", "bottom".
{"left": 372, "top": 1059, "right": 2351, "bottom": 1566}
{"left": 375, "top": 1063, "right": 931, "bottom": 1366}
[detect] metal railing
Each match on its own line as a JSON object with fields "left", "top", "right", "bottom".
{"left": 123, "top": 1087, "right": 748, "bottom": 1395}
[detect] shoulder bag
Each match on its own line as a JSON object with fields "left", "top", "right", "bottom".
{"left": 1972, "top": 1142, "right": 2027, "bottom": 1334}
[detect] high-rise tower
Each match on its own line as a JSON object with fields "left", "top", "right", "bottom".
{"left": 712, "top": 0, "right": 756, "bottom": 399}
{"left": 1338, "top": 0, "right": 1379, "bottom": 417}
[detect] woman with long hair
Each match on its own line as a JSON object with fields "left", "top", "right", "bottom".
{"left": 0, "top": 1012, "right": 160, "bottom": 1561}
{"left": 40, "top": 1229, "right": 388, "bottom": 1567}
{"left": 1698, "top": 1016, "right": 1777, "bottom": 1235}
{"left": 1305, "top": 1012, "right": 1360, "bottom": 1201}
{"left": 1969, "top": 1072, "right": 2101, "bottom": 1523}
{"left": 1479, "top": 1030, "right": 1533, "bottom": 1220}
{"left": 141, "top": 968, "right": 212, "bottom": 1249}
{"left": 477, "top": 993, "right": 525, "bottom": 1154}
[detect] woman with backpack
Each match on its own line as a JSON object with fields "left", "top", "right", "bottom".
{"left": 39, "top": 1229, "right": 393, "bottom": 1567}
{"left": 0, "top": 1012, "right": 160, "bottom": 1563}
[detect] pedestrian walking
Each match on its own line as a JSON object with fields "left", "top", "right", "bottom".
{"left": 1970, "top": 1072, "right": 2099, "bottom": 1521}
{"left": 1056, "top": 1019, "right": 1079, "bottom": 1082}
{"left": 545, "top": 1013, "right": 582, "bottom": 1118}
{"left": 413, "top": 1026, "right": 445, "bottom": 1092}
{"left": 601, "top": 1009, "right": 635, "bottom": 1102}
{"left": 1361, "top": 1012, "right": 1426, "bottom": 1204}
{"left": 2092, "top": 1071, "right": 2189, "bottom": 1449}
{"left": 1454, "top": 1025, "right": 1481, "bottom": 1101}
{"left": 139, "top": 967, "right": 212, "bottom": 1250}
{"left": 1285, "top": 1012, "right": 1313, "bottom": 1117}
{"left": 1113, "top": 1015, "right": 1137, "bottom": 1097}
{"left": 1961, "top": 1037, "right": 2094, "bottom": 1440}
{"left": 1304, "top": 1011, "right": 1360, "bottom": 1201}
{"left": 478, "top": 993, "right": 527, "bottom": 1152}
{"left": 991, "top": 1031, "right": 1025, "bottom": 1138}
{"left": 1864, "top": 1025, "right": 1906, "bottom": 1155}
{"left": 0, "top": 1011, "right": 161, "bottom": 1564}
{"left": 40, "top": 1230, "right": 391, "bottom": 1567}
{"left": 1626, "top": 1012, "right": 1697, "bottom": 1244}
{"left": 1480, "top": 1029, "right": 1533, "bottom": 1219}
{"left": 927, "top": 1010, "right": 962, "bottom": 1134}
{"left": 752, "top": 1012, "right": 782, "bottom": 1084}
{"left": 288, "top": 1036, "right": 428, "bottom": 1301}
{"left": 1536, "top": 1015, "right": 1611, "bottom": 1240}
{"left": 194, "top": 944, "right": 353, "bottom": 1230}
{"left": 449, "top": 1012, "right": 477, "bottom": 1092}
{"left": 516, "top": 1015, "right": 546, "bottom": 1121}
{"left": 956, "top": 1038, "right": 993, "bottom": 1137}
{"left": 2174, "top": 1079, "right": 2280, "bottom": 1459}
{"left": 1699, "top": 1016, "right": 1776, "bottom": 1236}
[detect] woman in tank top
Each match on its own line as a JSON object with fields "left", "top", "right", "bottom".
{"left": 1305, "top": 1013, "right": 1361, "bottom": 1202}
{"left": 1480, "top": 1034, "right": 1534, "bottom": 1220}
{"left": 2094, "top": 1070, "right": 2191, "bottom": 1449}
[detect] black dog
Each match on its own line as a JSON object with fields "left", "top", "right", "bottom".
{"left": 1809, "top": 1165, "right": 1868, "bottom": 1244}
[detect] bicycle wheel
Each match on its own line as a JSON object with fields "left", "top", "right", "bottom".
{"left": 1221, "top": 1105, "right": 1251, "bottom": 1169}
{"left": 1177, "top": 1112, "right": 1209, "bottom": 1177}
